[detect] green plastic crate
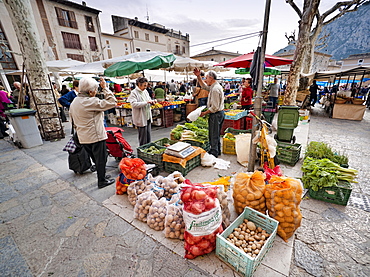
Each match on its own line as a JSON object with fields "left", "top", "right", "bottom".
{"left": 224, "top": 127, "right": 252, "bottom": 135}
{"left": 276, "top": 141, "right": 301, "bottom": 166}
{"left": 137, "top": 143, "right": 166, "bottom": 169}
{"left": 262, "top": 111, "right": 275, "bottom": 124}
{"left": 153, "top": 138, "right": 177, "bottom": 147}
{"left": 182, "top": 140, "right": 210, "bottom": 152}
{"left": 216, "top": 207, "right": 278, "bottom": 277}
{"left": 309, "top": 181, "right": 352, "bottom": 206}
{"left": 163, "top": 153, "right": 201, "bottom": 176}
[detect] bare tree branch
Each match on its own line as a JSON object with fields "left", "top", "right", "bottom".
{"left": 285, "top": 0, "right": 303, "bottom": 18}
{"left": 323, "top": 1, "right": 365, "bottom": 25}
{"left": 321, "top": 0, "right": 364, "bottom": 20}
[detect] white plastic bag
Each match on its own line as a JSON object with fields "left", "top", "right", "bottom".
{"left": 266, "top": 135, "right": 277, "bottom": 158}
{"left": 214, "top": 158, "right": 230, "bottom": 170}
{"left": 235, "top": 133, "right": 251, "bottom": 167}
{"left": 187, "top": 106, "right": 206, "bottom": 122}
{"left": 201, "top": 152, "right": 216, "bottom": 167}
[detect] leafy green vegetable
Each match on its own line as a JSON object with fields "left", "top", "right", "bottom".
{"left": 305, "top": 141, "right": 349, "bottom": 165}
{"left": 170, "top": 118, "right": 209, "bottom": 143}
{"left": 301, "top": 157, "right": 357, "bottom": 191}
{"left": 143, "top": 145, "right": 166, "bottom": 154}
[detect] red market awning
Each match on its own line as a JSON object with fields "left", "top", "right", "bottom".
{"left": 215, "top": 52, "right": 293, "bottom": 68}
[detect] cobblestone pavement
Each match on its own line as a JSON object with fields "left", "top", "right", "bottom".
{"left": 290, "top": 106, "right": 370, "bottom": 277}
{"left": 0, "top": 138, "right": 212, "bottom": 277}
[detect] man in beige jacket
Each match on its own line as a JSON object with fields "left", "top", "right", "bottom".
{"left": 70, "top": 77, "right": 117, "bottom": 188}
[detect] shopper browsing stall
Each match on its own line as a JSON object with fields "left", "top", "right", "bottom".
{"left": 193, "top": 68, "right": 224, "bottom": 158}
{"left": 268, "top": 77, "right": 280, "bottom": 109}
{"left": 69, "top": 77, "right": 117, "bottom": 189}
{"left": 128, "top": 77, "right": 157, "bottom": 146}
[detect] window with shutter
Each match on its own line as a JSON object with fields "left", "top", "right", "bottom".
{"left": 66, "top": 53, "right": 85, "bottom": 62}
{"left": 89, "top": 36, "right": 98, "bottom": 51}
{"left": 85, "top": 16, "right": 95, "bottom": 32}
{"left": 62, "top": 32, "right": 82, "bottom": 49}
{"left": 55, "top": 7, "right": 78, "bottom": 29}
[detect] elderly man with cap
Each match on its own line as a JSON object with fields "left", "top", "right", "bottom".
{"left": 193, "top": 68, "right": 224, "bottom": 158}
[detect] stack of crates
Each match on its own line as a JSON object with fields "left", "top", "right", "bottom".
{"left": 222, "top": 128, "right": 251, "bottom": 155}
{"left": 163, "top": 154, "right": 201, "bottom": 176}
{"left": 221, "top": 118, "right": 245, "bottom": 135}
{"left": 276, "top": 141, "right": 301, "bottom": 166}
{"left": 163, "top": 109, "right": 174, "bottom": 128}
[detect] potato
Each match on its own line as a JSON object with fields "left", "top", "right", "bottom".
{"left": 246, "top": 221, "right": 256, "bottom": 231}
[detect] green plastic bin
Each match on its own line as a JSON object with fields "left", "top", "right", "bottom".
{"left": 276, "top": 106, "right": 299, "bottom": 142}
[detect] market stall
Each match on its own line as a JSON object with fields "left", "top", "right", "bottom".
{"left": 306, "top": 65, "right": 370, "bottom": 120}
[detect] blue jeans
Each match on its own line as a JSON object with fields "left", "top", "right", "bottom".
{"left": 269, "top": 96, "right": 278, "bottom": 109}
{"left": 198, "top": 97, "right": 208, "bottom": 107}
{"left": 208, "top": 111, "right": 224, "bottom": 157}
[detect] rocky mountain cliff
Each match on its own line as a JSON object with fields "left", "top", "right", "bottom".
{"left": 318, "top": 1, "right": 370, "bottom": 60}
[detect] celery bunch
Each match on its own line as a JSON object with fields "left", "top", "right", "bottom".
{"left": 301, "top": 157, "right": 357, "bottom": 191}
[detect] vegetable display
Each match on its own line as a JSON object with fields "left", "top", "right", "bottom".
{"left": 142, "top": 145, "right": 166, "bottom": 155}
{"left": 301, "top": 157, "right": 358, "bottom": 191}
{"left": 265, "top": 176, "right": 303, "bottom": 242}
{"left": 305, "top": 141, "right": 348, "bottom": 165}
{"left": 225, "top": 219, "right": 271, "bottom": 258}
{"left": 233, "top": 171, "right": 266, "bottom": 214}
{"left": 170, "top": 117, "right": 209, "bottom": 142}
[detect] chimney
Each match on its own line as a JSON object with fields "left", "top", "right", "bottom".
{"left": 135, "top": 17, "right": 138, "bottom": 21}
{"left": 82, "top": 1, "right": 86, "bottom": 6}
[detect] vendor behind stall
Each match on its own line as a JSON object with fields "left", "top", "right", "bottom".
{"left": 192, "top": 71, "right": 209, "bottom": 107}
{"left": 154, "top": 82, "right": 165, "bottom": 101}
{"left": 240, "top": 78, "right": 253, "bottom": 110}
{"left": 193, "top": 68, "right": 224, "bottom": 158}
{"left": 128, "top": 77, "right": 157, "bottom": 146}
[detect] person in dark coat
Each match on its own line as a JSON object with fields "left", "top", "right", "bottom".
{"left": 58, "top": 80, "right": 79, "bottom": 109}
{"left": 309, "top": 80, "right": 319, "bottom": 107}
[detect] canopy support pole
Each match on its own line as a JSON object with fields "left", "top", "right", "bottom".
{"left": 345, "top": 75, "right": 351, "bottom": 90}
{"left": 358, "top": 70, "right": 365, "bottom": 91}
{"left": 248, "top": 0, "right": 271, "bottom": 172}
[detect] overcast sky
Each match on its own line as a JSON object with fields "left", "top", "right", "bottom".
{"left": 84, "top": 0, "right": 341, "bottom": 56}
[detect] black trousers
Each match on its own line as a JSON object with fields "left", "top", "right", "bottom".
{"left": 138, "top": 120, "right": 151, "bottom": 146}
{"left": 82, "top": 140, "right": 107, "bottom": 182}
{"left": 59, "top": 107, "right": 67, "bottom": 122}
{"left": 208, "top": 111, "right": 224, "bottom": 157}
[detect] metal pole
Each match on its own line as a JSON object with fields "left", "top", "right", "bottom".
{"left": 248, "top": 0, "right": 271, "bottom": 171}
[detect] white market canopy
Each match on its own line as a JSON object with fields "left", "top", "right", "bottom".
{"left": 143, "top": 69, "right": 185, "bottom": 82}
{"left": 46, "top": 59, "right": 85, "bottom": 71}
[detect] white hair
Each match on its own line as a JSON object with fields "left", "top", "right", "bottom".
{"left": 79, "top": 77, "right": 99, "bottom": 94}
{"left": 206, "top": 70, "right": 217, "bottom": 80}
